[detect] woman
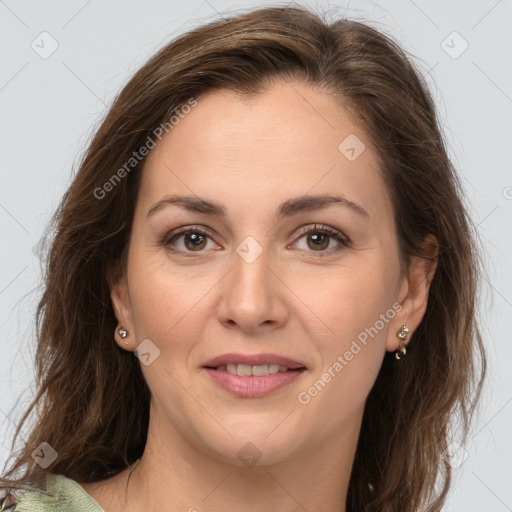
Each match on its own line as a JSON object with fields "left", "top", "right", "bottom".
{"left": 0, "top": 5, "right": 486, "bottom": 511}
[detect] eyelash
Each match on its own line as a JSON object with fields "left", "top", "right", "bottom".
{"left": 160, "top": 224, "right": 350, "bottom": 258}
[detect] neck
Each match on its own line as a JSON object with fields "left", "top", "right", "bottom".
{"left": 83, "top": 403, "right": 363, "bottom": 512}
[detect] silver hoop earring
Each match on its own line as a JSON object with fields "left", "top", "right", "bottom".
{"left": 395, "top": 324, "right": 410, "bottom": 360}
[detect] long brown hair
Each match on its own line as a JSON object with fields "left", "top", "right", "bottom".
{"left": 1, "top": 6, "right": 486, "bottom": 511}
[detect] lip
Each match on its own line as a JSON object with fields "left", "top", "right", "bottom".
{"left": 202, "top": 353, "right": 308, "bottom": 398}
{"left": 204, "top": 367, "right": 307, "bottom": 398}
{"left": 202, "top": 352, "right": 307, "bottom": 370}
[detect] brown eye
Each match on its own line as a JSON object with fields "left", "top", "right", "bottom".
{"left": 162, "top": 227, "right": 216, "bottom": 253}
{"left": 292, "top": 224, "right": 349, "bottom": 257}
{"left": 306, "top": 232, "right": 330, "bottom": 251}
{"left": 183, "top": 232, "right": 207, "bottom": 251}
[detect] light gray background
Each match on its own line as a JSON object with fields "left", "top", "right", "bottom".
{"left": 1, "top": 0, "right": 511, "bottom": 509}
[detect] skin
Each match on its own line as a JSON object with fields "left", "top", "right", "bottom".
{"left": 79, "top": 80, "right": 437, "bottom": 511}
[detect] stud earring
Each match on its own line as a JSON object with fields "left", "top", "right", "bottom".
{"left": 118, "top": 327, "right": 129, "bottom": 345}
{"left": 395, "top": 324, "right": 410, "bottom": 360}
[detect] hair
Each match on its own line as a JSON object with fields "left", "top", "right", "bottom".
{"left": 0, "top": 5, "right": 486, "bottom": 511}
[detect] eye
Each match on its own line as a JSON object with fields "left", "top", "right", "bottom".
{"left": 291, "top": 224, "right": 349, "bottom": 257}
{"left": 161, "top": 226, "right": 219, "bottom": 254}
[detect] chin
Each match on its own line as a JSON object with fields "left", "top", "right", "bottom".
{"left": 196, "top": 423, "right": 302, "bottom": 468}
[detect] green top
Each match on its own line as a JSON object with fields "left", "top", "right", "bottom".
{"left": 1, "top": 474, "right": 104, "bottom": 511}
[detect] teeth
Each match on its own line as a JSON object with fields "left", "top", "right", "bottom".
{"left": 269, "top": 364, "right": 280, "bottom": 374}
{"left": 252, "top": 364, "right": 269, "bottom": 377}
{"left": 236, "top": 364, "right": 252, "bottom": 377}
{"left": 220, "top": 363, "right": 294, "bottom": 376}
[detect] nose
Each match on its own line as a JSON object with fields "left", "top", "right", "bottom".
{"left": 216, "top": 240, "right": 288, "bottom": 333}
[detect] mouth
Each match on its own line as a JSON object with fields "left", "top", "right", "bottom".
{"left": 202, "top": 352, "right": 307, "bottom": 371}
{"left": 202, "top": 353, "right": 307, "bottom": 398}
{"left": 204, "top": 363, "right": 306, "bottom": 377}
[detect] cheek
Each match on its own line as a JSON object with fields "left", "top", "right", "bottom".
{"left": 303, "top": 259, "right": 395, "bottom": 336}
{"left": 125, "top": 246, "right": 221, "bottom": 353}
{"left": 295, "top": 273, "right": 394, "bottom": 435}
{"left": 128, "top": 258, "right": 175, "bottom": 335}
{"left": 302, "top": 261, "right": 396, "bottom": 386}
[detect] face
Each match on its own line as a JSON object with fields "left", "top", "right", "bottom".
{"left": 111, "top": 80, "right": 426, "bottom": 467}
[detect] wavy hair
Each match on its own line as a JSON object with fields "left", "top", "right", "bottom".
{"left": 1, "top": 6, "right": 486, "bottom": 511}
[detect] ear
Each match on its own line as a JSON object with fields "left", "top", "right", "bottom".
{"left": 107, "top": 264, "right": 135, "bottom": 351}
{"left": 386, "top": 235, "right": 438, "bottom": 352}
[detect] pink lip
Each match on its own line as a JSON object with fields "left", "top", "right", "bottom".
{"left": 202, "top": 352, "right": 306, "bottom": 369}
{"left": 204, "top": 367, "right": 306, "bottom": 398}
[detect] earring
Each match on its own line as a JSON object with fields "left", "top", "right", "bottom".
{"left": 395, "top": 324, "right": 410, "bottom": 360}
{"left": 118, "top": 327, "right": 129, "bottom": 345}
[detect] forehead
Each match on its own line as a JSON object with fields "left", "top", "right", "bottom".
{"left": 139, "top": 81, "right": 390, "bottom": 223}
{"left": 156, "top": 82, "right": 367, "bottom": 163}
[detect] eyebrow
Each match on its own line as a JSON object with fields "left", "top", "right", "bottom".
{"left": 147, "top": 193, "right": 370, "bottom": 220}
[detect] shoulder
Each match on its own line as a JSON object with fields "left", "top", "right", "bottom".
{"left": 0, "top": 474, "right": 104, "bottom": 512}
